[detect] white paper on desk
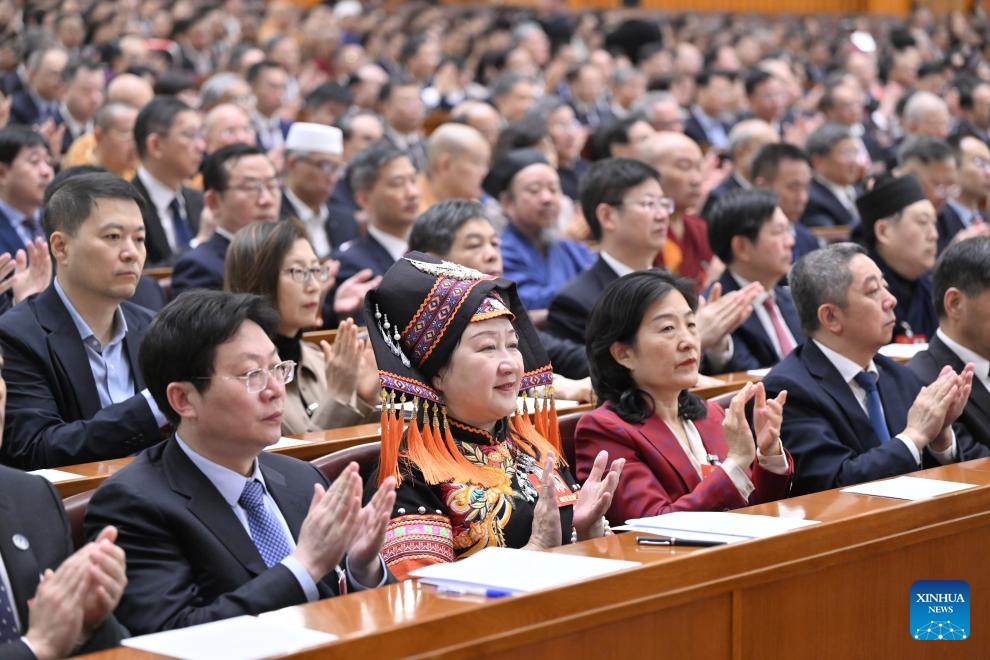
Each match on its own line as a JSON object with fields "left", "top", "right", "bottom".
{"left": 878, "top": 342, "right": 928, "bottom": 360}
{"left": 264, "top": 436, "right": 313, "bottom": 451}
{"left": 121, "top": 615, "right": 337, "bottom": 660}
{"left": 623, "top": 511, "right": 820, "bottom": 543}
{"left": 841, "top": 476, "right": 977, "bottom": 501}
{"left": 411, "top": 546, "right": 639, "bottom": 594}
{"left": 746, "top": 368, "right": 771, "bottom": 378}
{"left": 28, "top": 468, "right": 84, "bottom": 483}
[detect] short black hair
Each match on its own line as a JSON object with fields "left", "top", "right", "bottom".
{"left": 133, "top": 96, "right": 195, "bottom": 159}
{"left": 378, "top": 73, "right": 418, "bottom": 104}
{"left": 60, "top": 55, "right": 102, "bottom": 83}
{"left": 751, "top": 142, "right": 810, "bottom": 182}
{"left": 202, "top": 143, "right": 266, "bottom": 192}
{"left": 586, "top": 270, "right": 707, "bottom": 424}
{"left": 0, "top": 125, "right": 50, "bottom": 165}
{"left": 408, "top": 199, "right": 493, "bottom": 256}
{"left": 744, "top": 68, "right": 774, "bottom": 97}
{"left": 153, "top": 70, "right": 196, "bottom": 96}
{"left": 347, "top": 140, "right": 410, "bottom": 193}
{"left": 304, "top": 81, "right": 352, "bottom": 109}
{"left": 42, "top": 171, "right": 144, "bottom": 238}
{"left": 932, "top": 236, "right": 990, "bottom": 318}
{"left": 579, "top": 158, "right": 662, "bottom": 240}
{"left": 140, "top": 290, "right": 280, "bottom": 426}
{"left": 587, "top": 114, "right": 647, "bottom": 162}
{"left": 245, "top": 59, "right": 284, "bottom": 84}
{"left": 707, "top": 188, "right": 780, "bottom": 264}
{"left": 695, "top": 68, "right": 736, "bottom": 88}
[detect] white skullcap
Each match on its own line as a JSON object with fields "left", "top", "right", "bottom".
{"left": 284, "top": 122, "right": 343, "bottom": 156}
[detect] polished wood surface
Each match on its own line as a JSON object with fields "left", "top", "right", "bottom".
{"left": 84, "top": 459, "right": 990, "bottom": 659}
{"left": 691, "top": 370, "right": 763, "bottom": 398}
{"left": 141, "top": 267, "right": 173, "bottom": 281}
{"left": 301, "top": 329, "right": 337, "bottom": 346}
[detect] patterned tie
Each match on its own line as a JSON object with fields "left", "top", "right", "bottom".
{"left": 169, "top": 197, "right": 193, "bottom": 251}
{"left": 238, "top": 479, "right": 294, "bottom": 568}
{"left": 853, "top": 371, "right": 891, "bottom": 444}
{"left": 21, "top": 213, "right": 42, "bottom": 241}
{"left": 762, "top": 297, "right": 795, "bottom": 358}
{"left": 0, "top": 575, "right": 21, "bottom": 643}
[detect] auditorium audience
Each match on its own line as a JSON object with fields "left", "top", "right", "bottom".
{"left": 578, "top": 270, "right": 791, "bottom": 524}
{"left": 699, "top": 119, "right": 778, "bottom": 220}
{"left": 800, "top": 123, "right": 863, "bottom": 227}
{"left": 0, "top": 125, "right": 53, "bottom": 258}
{"left": 84, "top": 290, "right": 397, "bottom": 633}
{"left": 762, "top": 243, "right": 988, "bottom": 495}
{"left": 940, "top": 134, "right": 990, "bottom": 250}
{"left": 751, "top": 142, "right": 821, "bottom": 260}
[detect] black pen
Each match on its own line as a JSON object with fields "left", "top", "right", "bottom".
{"left": 635, "top": 535, "right": 726, "bottom": 547}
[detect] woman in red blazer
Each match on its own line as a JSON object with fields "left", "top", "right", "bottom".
{"left": 576, "top": 270, "right": 793, "bottom": 525}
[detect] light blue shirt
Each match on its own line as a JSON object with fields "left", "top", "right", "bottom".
{"left": 946, "top": 199, "right": 982, "bottom": 229}
{"left": 174, "top": 435, "right": 387, "bottom": 598}
{"left": 53, "top": 278, "right": 167, "bottom": 427}
{"left": 0, "top": 198, "right": 41, "bottom": 248}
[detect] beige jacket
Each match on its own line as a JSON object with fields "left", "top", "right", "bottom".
{"left": 281, "top": 341, "right": 376, "bottom": 435}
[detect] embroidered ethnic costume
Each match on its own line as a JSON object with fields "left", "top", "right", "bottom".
{"left": 364, "top": 253, "right": 577, "bottom": 579}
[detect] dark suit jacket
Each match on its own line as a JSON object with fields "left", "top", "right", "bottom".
{"left": 0, "top": 285, "right": 164, "bottom": 469}
{"left": 326, "top": 178, "right": 361, "bottom": 249}
{"left": 84, "top": 438, "right": 389, "bottom": 634}
{"left": 129, "top": 175, "right": 204, "bottom": 267}
{"left": 936, "top": 204, "right": 968, "bottom": 255}
{"left": 279, "top": 191, "right": 359, "bottom": 253}
{"left": 575, "top": 402, "right": 792, "bottom": 525}
{"left": 683, "top": 107, "right": 732, "bottom": 152}
{"left": 908, "top": 334, "right": 990, "bottom": 449}
{"left": 762, "top": 340, "right": 989, "bottom": 495}
{"left": 325, "top": 233, "right": 398, "bottom": 327}
{"left": 546, "top": 256, "right": 618, "bottom": 345}
{"left": 130, "top": 276, "right": 167, "bottom": 311}
{"left": 8, "top": 90, "right": 49, "bottom": 127}
{"left": 254, "top": 117, "right": 292, "bottom": 152}
{"left": 0, "top": 204, "right": 28, "bottom": 258}
{"left": 700, "top": 174, "right": 743, "bottom": 221}
{"left": 714, "top": 270, "right": 805, "bottom": 371}
{"left": 170, "top": 232, "right": 230, "bottom": 297}
{"left": 799, "top": 179, "right": 857, "bottom": 228}
{"left": 0, "top": 465, "right": 126, "bottom": 658}
{"left": 792, "top": 221, "right": 821, "bottom": 261}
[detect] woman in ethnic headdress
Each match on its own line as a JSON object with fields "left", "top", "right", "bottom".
{"left": 365, "top": 251, "right": 624, "bottom": 579}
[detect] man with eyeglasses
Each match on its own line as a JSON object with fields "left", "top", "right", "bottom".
{"left": 131, "top": 96, "right": 206, "bottom": 265}
{"left": 0, "top": 172, "right": 169, "bottom": 469}
{"left": 84, "top": 289, "right": 396, "bottom": 634}
{"left": 171, "top": 144, "right": 278, "bottom": 297}
{"left": 280, "top": 122, "right": 355, "bottom": 257}
{"left": 939, "top": 134, "right": 990, "bottom": 252}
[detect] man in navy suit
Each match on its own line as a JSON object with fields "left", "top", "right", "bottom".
{"left": 8, "top": 47, "right": 67, "bottom": 127}
{"left": 84, "top": 290, "right": 396, "bottom": 633}
{"left": 707, "top": 188, "right": 805, "bottom": 371}
{"left": 0, "top": 126, "right": 53, "bottom": 258}
{"left": 699, "top": 119, "right": 778, "bottom": 221}
{"left": 247, "top": 60, "right": 291, "bottom": 153}
{"left": 909, "top": 237, "right": 990, "bottom": 449}
{"left": 55, "top": 59, "right": 105, "bottom": 155}
{"left": 799, "top": 123, "right": 863, "bottom": 227}
{"left": 937, "top": 134, "right": 990, "bottom": 253}
{"left": 763, "top": 243, "right": 988, "bottom": 496}
{"left": 0, "top": 172, "right": 167, "bottom": 469}
{"left": 751, "top": 142, "right": 821, "bottom": 261}
{"left": 683, "top": 69, "right": 735, "bottom": 152}
{"left": 326, "top": 141, "right": 419, "bottom": 324}
{"left": 171, "top": 144, "right": 278, "bottom": 296}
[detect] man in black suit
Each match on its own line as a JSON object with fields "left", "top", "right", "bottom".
{"left": 0, "top": 126, "right": 53, "bottom": 259}
{"left": 751, "top": 142, "right": 821, "bottom": 261}
{"left": 547, "top": 158, "right": 758, "bottom": 374}
{"left": 909, "top": 237, "right": 990, "bottom": 448}
{"left": 699, "top": 119, "right": 778, "bottom": 221}
{"left": 8, "top": 46, "right": 67, "bottom": 127}
{"left": 55, "top": 59, "right": 105, "bottom": 154}
{"left": 171, "top": 144, "right": 278, "bottom": 296}
{"left": 0, "top": 172, "right": 167, "bottom": 469}
{"left": 683, "top": 69, "right": 735, "bottom": 152}
{"left": 85, "top": 290, "right": 396, "bottom": 634}
{"left": 937, "top": 134, "right": 990, "bottom": 253}
{"left": 895, "top": 135, "right": 963, "bottom": 256}
{"left": 131, "top": 96, "right": 205, "bottom": 266}
{"left": 952, "top": 77, "right": 990, "bottom": 147}
{"left": 763, "top": 243, "right": 987, "bottom": 496}
{"left": 707, "top": 188, "right": 805, "bottom": 371}
{"left": 327, "top": 141, "right": 419, "bottom": 324}
{"left": 800, "top": 123, "right": 863, "bottom": 227}
{"left": 0, "top": 352, "right": 128, "bottom": 658}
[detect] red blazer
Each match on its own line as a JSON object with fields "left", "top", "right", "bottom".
{"left": 575, "top": 401, "right": 792, "bottom": 526}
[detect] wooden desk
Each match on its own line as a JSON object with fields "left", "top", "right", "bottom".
{"left": 691, "top": 370, "right": 763, "bottom": 398}
{"left": 84, "top": 459, "right": 990, "bottom": 659}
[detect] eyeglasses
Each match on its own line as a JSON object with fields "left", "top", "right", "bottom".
{"left": 972, "top": 156, "right": 990, "bottom": 171}
{"left": 298, "top": 156, "right": 342, "bottom": 177}
{"left": 228, "top": 178, "right": 281, "bottom": 198}
{"left": 203, "top": 360, "right": 296, "bottom": 393}
{"left": 618, "top": 196, "right": 675, "bottom": 215}
{"left": 283, "top": 266, "right": 333, "bottom": 283}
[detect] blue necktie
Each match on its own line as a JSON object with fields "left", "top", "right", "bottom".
{"left": 238, "top": 479, "right": 293, "bottom": 568}
{"left": 0, "top": 574, "right": 21, "bottom": 643}
{"left": 853, "top": 371, "right": 891, "bottom": 444}
{"left": 169, "top": 197, "right": 193, "bottom": 251}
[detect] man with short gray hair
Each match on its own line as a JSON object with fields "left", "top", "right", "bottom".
{"left": 902, "top": 90, "right": 951, "bottom": 139}
{"left": 700, "top": 119, "right": 779, "bottom": 220}
{"left": 762, "top": 243, "right": 988, "bottom": 495}
{"left": 799, "top": 122, "right": 863, "bottom": 227}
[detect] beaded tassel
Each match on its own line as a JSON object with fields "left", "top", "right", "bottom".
{"left": 378, "top": 387, "right": 401, "bottom": 485}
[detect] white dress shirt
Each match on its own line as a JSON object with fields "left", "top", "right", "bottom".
{"left": 283, "top": 187, "right": 331, "bottom": 258}
{"left": 813, "top": 340, "right": 957, "bottom": 465}
{"left": 366, "top": 225, "right": 408, "bottom": 262}
{"left": 937, "top": 329, "right": 990, "bottom": 393}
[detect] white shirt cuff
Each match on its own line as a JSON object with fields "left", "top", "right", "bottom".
{"left": 280, "top": 556, "right": 320, "bottom": 602}
{"left": 720, "top": 457, "right": 754, "bottom": 502}
{"left": 704, "top": 337, "right": 734, "bottom": 372}
{"left": 141, "top": 388, "right": 169, "bottom": 428}
{"left": 895, "top": 433, "right": 922, "bottom": 465}
{"left": 756, "top": 442, "right": 789, "bottom": 475}
{"left": 928, "top": 429, "right": 958, "bottom": 464}
{"left": 345, "top": 554, "right": 388, "bottom": 591}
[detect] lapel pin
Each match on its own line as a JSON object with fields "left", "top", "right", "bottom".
{"left": 12, "top": 534, "right": 29, "bottom": 551}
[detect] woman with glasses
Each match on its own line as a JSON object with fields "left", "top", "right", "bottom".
{"left": 225, "top": 218, "right": 379, "bottom": 434}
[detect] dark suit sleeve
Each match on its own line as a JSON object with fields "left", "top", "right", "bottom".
{"left": 535, "top": 330, "right": 588, "bottom": 380}
{"left": 724, "top": 335, "right": 765, "bottom": 373}
{"left": 763, "top": 373, "right": 919, "bottom": 495}
{"left": 546, "top": 290, "right": 589, "bottom": 345}
{"left": 84, "top": 478, "right": 311, "bottom": 634}
{"left": 170, "top": 252, "right": 222, "bottom": 297}
{"left": 0, "top": 332, "right": 162, "bottom": 469}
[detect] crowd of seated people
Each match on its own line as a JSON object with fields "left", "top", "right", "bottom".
{"left": 2, "top": 2, "right": 990, "bottom": 655}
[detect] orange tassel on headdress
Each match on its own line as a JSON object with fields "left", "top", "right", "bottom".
{"left": 510, "top": 388, "right": 565, "bottom": 468}
{"left": 378, "top": 388, "right": 402, "bottom": 485}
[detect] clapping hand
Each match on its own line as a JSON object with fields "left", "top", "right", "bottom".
{"left": 752, "top": 383, "right": 787, "bottom": 456}
{"left": 347, "top": 474, "right": 396, "bottom": 585}
{"left": 333, "top": 269, "right": 383, "bottom": 318}
{"left": 523, "top": 455, "right": 563, "bottom": 552}
{"left": 572, "top": 450, "right": 623, "bottom": 541}
{"left": 723, "top": 382, "right": 758, "bottom": 468}
{"left": 321, "top": 319, "right": 366, "bottom": 404}
{"left": 81, "top": 526, "right": 128, "bottom": 635}
{"left": 696, "top": 282, "right": 762, "bottom": 352}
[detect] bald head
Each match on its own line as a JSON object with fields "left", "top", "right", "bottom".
{"left": 450, "top": 100, "right": 502, "bottom": 147}
{"left": 107, "top": 74, "right": 154, "bottom": 111}
{"left": 638, "top": 131, "right": 701, "bottom": 167}
{"left": 426, "top": 123, "right": 492, "bottom": 200}
{"left": 638, "top": 131, "right": 705, "bottom": 212}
